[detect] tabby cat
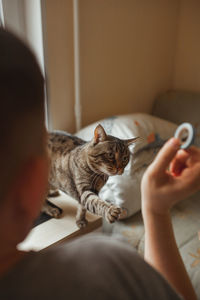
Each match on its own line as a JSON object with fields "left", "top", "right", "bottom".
{"left": 43, "top": 124, "right": 138, "bottom": 228}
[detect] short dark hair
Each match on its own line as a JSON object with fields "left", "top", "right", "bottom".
{"left": 0, "top": 28, "right": 45, "bottom": 197}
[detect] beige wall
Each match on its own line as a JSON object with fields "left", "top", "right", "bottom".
{"left": 79, "top": 0, "right": 179, "bottom": 128}
{"left": 173, "top": 0, "right": 200, "bottom": 92}
{"left": 4, "top": 1, "right": 200, "bottom": 132}
{"left": 44, "top": 0, "right": 180, "bottom": 132}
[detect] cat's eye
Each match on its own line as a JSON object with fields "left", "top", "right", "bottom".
{"left": 123, "top": 156, "right": 128, "bottom": 161}
{"left": 107, "top": 153, "right": 114, "bottom": 159}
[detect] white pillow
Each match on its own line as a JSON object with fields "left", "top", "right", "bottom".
{"left": 76, "top": 113, "right": 178, "bottom": 218}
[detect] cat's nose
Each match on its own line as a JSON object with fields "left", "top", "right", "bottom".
{"left": 117, "top": 168, "right": 123, "bottom": 175}
{"left": 117, "top": 165, "right": 122, "bottom": 171}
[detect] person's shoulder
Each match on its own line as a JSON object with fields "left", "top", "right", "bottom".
{"left": 0, "top": 234, "right": 182, "bottom": 300}
{"left": 45, "top": 233, "right": 137, "bottom": 264}
{"left": 40, "top": 233, "right": 135, "bottom": 267}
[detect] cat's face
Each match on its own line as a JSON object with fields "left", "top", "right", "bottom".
{"left": 88, "top": 140, "right": 130, "bottom": 175}
{"left": 87, "top": 124, "right": 139, "bottom": 176}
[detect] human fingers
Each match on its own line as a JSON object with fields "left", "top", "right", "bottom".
{"left": 177, "top": 161, "right": 200, "bottom": 194}
{"left": 170, "top": 146, "right": 200, "bottom": 177}
{"left": 187, "top": 162, "right": 200, "bottom": 190}
{"left": 170, "top": 149, "right": 190, "bottom": 176}
{"left": 185, "top": 146, "right": 200, "bottom": 160}
{"left": 150, "top": 138, "right": 180, "bottom": 175}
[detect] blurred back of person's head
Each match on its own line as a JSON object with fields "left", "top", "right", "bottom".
{"left": 0, "top": 28, "right": 45, "bottom": 199}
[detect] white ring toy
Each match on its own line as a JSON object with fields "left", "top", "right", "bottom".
{"left": 174, "top": 123, "right": 195, "bottom": 149}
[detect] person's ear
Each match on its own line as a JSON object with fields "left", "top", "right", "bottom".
{"left": 12, "top": 155, "right": 49, "bottom": 220}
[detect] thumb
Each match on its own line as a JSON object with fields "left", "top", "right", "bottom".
{"left": 151, "top": 138, "right": 180, "bottom": 174}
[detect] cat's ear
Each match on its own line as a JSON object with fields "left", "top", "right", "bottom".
{"left": 125, "top": 136, "right": 140, "bottom": 146}
{"left": 93, "top": 124, "right": 107, "bottom": 145}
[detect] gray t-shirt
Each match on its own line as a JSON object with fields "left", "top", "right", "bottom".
{"left": 0, "top": 234, "right": 182, "bottom": 300}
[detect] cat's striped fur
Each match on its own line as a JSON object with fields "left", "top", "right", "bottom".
{"left": 44, "top": 125, "right": 138, "bottom": 228}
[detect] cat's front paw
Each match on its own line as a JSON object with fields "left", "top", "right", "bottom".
{"left": 106, "top": 205, "right": 122, "bottom": 223}
{"left": 76, "top": 218, "right": 88, "bottom": 229}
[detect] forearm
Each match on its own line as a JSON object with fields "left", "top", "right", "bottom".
{"left": 142, "top": 208, "right": 197, "bottom": 300}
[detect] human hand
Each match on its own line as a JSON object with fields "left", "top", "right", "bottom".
{"left": 141, "top": 138, "right": 200, "bottom": 216}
